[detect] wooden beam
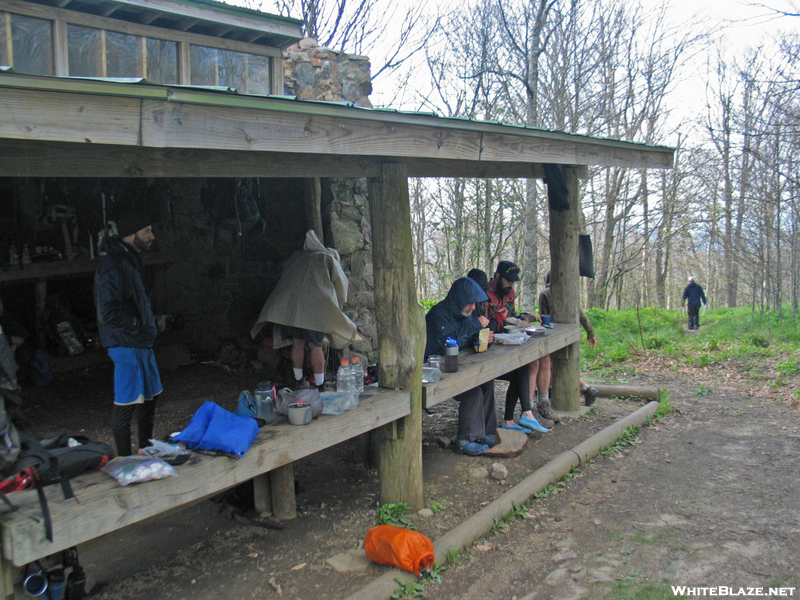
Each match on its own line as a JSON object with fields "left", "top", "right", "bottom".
{"left": 52, "top": 20, "right": 69, "bottom": 76}
{"left": 270, "top": 55, "right": 283, "bottom": 95}
{"left": 138, "top": 10, "right": 161, "bottom": 25}
{"left": 0, "top": 141, "right": 384, "bottom": 178}
{"left": 549, "top": 166, "right": 582, "bottom": 412}
{"left": 269, "top": 464, "right": 296, "bottom": 520}
{"left": 0, "top": 89, "right": 141, "bottom": 146}
{"left": 96, "top": 0, "right": 302, "bottom": 40}
{"left": 368, "top": 163, "right": 425, "bottom": 511}
{"left": 0, "top": 0, "right": 283, "bottom": 57}
{"left": 303, "top": 178, "right": 324, "bottom": 241}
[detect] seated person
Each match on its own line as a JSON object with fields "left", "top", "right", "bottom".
{"left": 251, "top": 230, "right": 359, "bottom": 390}
{"left": 467, "top": 269, "right": 548, "bottom": 434}
{"left": 425, "top": 277, "right": 496, "bottom": 456}
{"left": 485, "top": 261, "right": 555, "bottom": 428}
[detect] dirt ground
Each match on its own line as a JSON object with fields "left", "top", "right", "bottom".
{"left": 18, "top": 343, "right": 800, "bottom": 600}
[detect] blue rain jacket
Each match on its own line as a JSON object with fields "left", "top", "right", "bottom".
{"left": 425, "top": 278, "right": 489, "bottom": 358}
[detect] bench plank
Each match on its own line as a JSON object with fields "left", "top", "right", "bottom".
{"left": 0, "top": 387, "right": 410, "bottom": 566}
{"left": 422, "top": 323, "right": 581, "bottom": 408}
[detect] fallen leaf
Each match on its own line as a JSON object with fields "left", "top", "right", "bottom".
{"left": 475, "top": 544, "right": 492, "bottom": 552}
{"left": 291, "top": 562, "right": 307, "bottom": 571}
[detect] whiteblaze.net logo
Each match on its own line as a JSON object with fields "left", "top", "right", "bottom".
{"left": 671, "top": 587, "right": 796, "bottom": 597}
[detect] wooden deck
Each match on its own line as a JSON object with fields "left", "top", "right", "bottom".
{"left": 0, "top": 387, "right": 409, "bottom": 569}
{"left": 422, "top": 323, "right": 581, "bottom": 408}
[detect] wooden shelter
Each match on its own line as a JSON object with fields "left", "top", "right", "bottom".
{"left": 0, "top": 68, "right": 674, "bottom": 507}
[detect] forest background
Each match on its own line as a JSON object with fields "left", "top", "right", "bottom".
{"left": 242, "top": 0, "right": 799, "bottom": 315}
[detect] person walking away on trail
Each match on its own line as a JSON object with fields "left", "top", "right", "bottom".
{"left": 485, "top": 261, "right": 554, "bottom": 429}
{"left": 426, "top": 277, "right": 497, "bottom": 456}
{"left": 539, "top": 271, "right": 600, "bottom": 406}
{"left": 682, "top": 276, "right": 707, "bottom": 330}
{"left": 95, "top": 211, "right": 162, "bottom": 457}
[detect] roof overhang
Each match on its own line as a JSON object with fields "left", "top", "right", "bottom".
{"left": 0, "top": 72, "right": 674, "bottom": 179}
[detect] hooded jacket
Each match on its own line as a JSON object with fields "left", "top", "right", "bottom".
{"left": 682, "top": 281, "right": 707, "bottom": 307}
{"left": 425, "top": 278, "right": 489, "bottom": 358}
{"left": 94, "top": 237, "right": 157, "bottom": 349}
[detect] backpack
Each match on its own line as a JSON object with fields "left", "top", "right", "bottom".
{"left": 0, "top": 431, "right": 113, "bottom": 541}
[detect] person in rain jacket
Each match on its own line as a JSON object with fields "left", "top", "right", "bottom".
{"left": 682, "top": 276, "right": 707, "bottom": 330}
{"left": 425, "top": 278, "right": 497, "bottom": 456}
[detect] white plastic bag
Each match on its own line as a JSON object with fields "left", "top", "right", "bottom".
{"left": 102, "top": 455, "right": 178, "bottom": 486}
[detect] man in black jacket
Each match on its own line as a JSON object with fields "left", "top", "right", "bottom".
{"left": 682, "top": 277, "right": 707, "bottom": 330}
{"left": 94, "top": 212, "right": 161, "bottom": 456}
{"left": 425, "top": 277, "right": 496, "bottom": 456}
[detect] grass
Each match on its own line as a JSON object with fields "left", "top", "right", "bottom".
{"left": 580, "top": 581, "right": 683, "bottom": 599}
{"left": 376, "top": 503, "right": 414, "bottom": 528}
{"left": 581, "top": 305, "right": 800, "bottom": 391}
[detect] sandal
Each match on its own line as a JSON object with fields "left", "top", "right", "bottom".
{"left": 476, "top": 435, "right": 496, "bottom": 448}
{"left": 519, "top": 415, "right": 549, "bottom": 433}
{"left": 452, "top": 440, "right": 489, "bottom": 456}
{"left": 501, "top": 423, "right": 532, "bottom": 434}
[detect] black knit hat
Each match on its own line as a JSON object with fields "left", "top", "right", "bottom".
{"left": 116, "top": 211, "right": 151, "bottom": 238}
{"left": 496, "top": 260, "right": 520, "bottom": 283}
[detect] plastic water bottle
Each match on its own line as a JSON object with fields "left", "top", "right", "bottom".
{"left": 350, "top": 357, "right": 365, "bottom": 396}
{"left": 336, "top": 360, "right": 352, "bottom": 395}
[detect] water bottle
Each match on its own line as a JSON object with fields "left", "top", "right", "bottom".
{"left": 350, "top": 357, "right": 364, "bottom": 396}
{"left": 254, "top": 381, "right": 276, "bottom": 425}
{"left": 443, "top": 338, "right": 459, "bottom": 373}
{"left": 336, "top": 360, "right": 352, "bottom": 394}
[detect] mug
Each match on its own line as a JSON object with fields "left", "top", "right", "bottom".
{"left": 23, "top": 570, "right": 48, "bottom": 597}
{"left": 287, "top": 403, "right": 313, "bottom": 426}
{"left": 540, "top": 314, "right": 551, "bottom": 327}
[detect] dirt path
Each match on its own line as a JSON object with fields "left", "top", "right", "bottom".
{"left": 424, "top": 369, "right": 800, "bottom": 600}
{"left": 18, "top": 357, "right": 800, "bottom": 600}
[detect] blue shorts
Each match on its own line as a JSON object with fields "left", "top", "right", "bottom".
{"left": 108, "top": 347, "right": 163, "bottom": 405}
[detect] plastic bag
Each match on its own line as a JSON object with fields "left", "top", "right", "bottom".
{"left": 276, "top": 388, "right": 323, "bottom": 418}
{"left": 364, "top": 525, "right": 435, "bottom": 576}
{"left": 320, "top": 391, "right": 357, "bottom": 414}
{"left": 101, "top": 455, "right": 177, "bottom": 486}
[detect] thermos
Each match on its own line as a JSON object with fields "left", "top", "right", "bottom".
{"left": 443, "top": 338, "right": 459, "bottom": 373}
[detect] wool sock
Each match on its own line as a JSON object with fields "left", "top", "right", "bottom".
{"left": 538, "top": 392, "right": 549, "bottom": 403}
{"left": 314, "top": 372, "right": 325, "bottom": 386}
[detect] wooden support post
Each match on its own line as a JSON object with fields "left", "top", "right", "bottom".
{"left": 549, "top": 166, "right": 581, "bottom": 412}
{"left": 304, "top": 177, "right": 324, "bottom": 243}
{"left": 253, "top": 473, "right": 272, "bottom": 516}
{"left": 35, "top": 281, "right": 47, "bottom": 349}
{"left": 269, "top": 464, "right": 296, "bottom": 520}
{"left": 368, "top": 164, "right": 426, "bottom": 511}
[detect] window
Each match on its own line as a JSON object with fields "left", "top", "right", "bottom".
{"left": 191, "top": 44, "right": 270, "bottom": 95}
{"left": 1, "top": 11, "right": 271, "bottom": 93}
{"left": 11, "top": 14, "right": 53, "bottom": 76}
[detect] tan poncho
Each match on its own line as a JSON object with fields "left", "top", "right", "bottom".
{"left": 250, "top": 230, "right": 359, "bottom": 349}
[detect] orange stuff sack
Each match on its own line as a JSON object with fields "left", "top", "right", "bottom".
{"left": 364, "top": 525, "right": 435, "bottom": 575}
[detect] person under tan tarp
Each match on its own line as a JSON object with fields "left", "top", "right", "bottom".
{"left": 250, "top": 230, "right": 360, "bottom": 387}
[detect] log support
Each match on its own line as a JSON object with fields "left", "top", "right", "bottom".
{"left": 549, "top": 166, "right": 581, "bottom": 412}
{"left": 368, "top": 164, "right": 426, "bottom": 510}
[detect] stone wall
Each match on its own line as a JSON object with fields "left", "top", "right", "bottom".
{"left": 284, "top": 38, "right": 378, "bottom": 359}
{"left": 283, "top": 38, "right": 372, "bottom": 107}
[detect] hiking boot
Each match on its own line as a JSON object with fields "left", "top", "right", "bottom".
{"left": 530, "top": 405, "right": 554, "bottom": 429}
{"left": 538, "top": 400, "right": 561, "bottom": 423}
{"left": 292, "top": 378, "right": 312, "bottom": 391}
{"left": 583, "top": 386, "right": 599, "bottom": 407}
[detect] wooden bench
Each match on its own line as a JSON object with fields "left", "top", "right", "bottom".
{"left": 422, "top": 323, "right": 581, "bottom": 408}
{"left": 0, "top": 386, "right": 409, "bottom": 596}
